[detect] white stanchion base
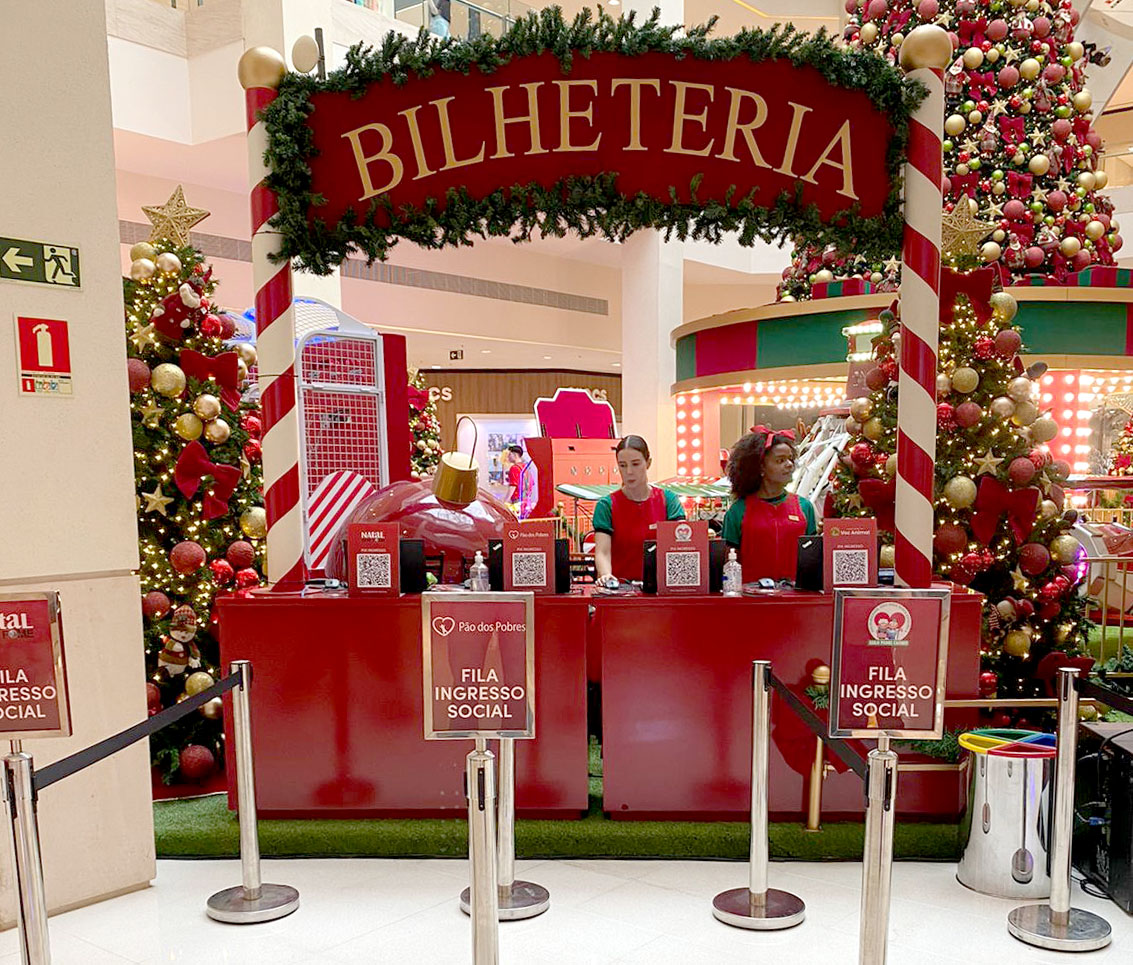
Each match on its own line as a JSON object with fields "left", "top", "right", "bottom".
{"left": 1007, "top": 904, "right": 1112, "bottom": 952}
{"left": 460, "top": 881, "right": 550, "bottom": 920}
{"left": 206, "top": 883, "right": 300, "bottom": 924}
{"left": 712, "top": 887, "right": 806, "bottom": 930}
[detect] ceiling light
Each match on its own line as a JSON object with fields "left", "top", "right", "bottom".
{"left": 481, "top": 349, "right": 491, "bottom": 354}
{"left": 543, "top": 355, "right": 552, "bottom": 360}
{"left": 612, "top": 362, "right": 621, "bottom": 367}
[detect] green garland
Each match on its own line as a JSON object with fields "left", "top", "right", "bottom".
{"left": 262, "top": 6, "right": 924, "bottom": 274}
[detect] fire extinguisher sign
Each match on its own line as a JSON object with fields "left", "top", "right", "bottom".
{"left": 15, "top": 316, "right": 72, "bottom": 397}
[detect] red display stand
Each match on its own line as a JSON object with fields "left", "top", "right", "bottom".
{"left": 217, "top": 590, "right": 588, "bottom": 817}
{"left": 595, "top": 586, "right": 982, "bottom": 821}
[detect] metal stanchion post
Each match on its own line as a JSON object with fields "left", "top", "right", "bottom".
{"left": 859, "top": 736, "right": 897, "bottom": 965}
{"left": 207, "top": 661, "right": 300, "bottom": 923}
{"left": 461, "top": 738, "right": 549, "bottom": 919}
{"left": 4, "top": 753, "right": 51, "bottom": 965}
{"left": 466, "top": 739, "right": 499, "bottom": 965}
{"left": 1007, "top": 668, "right": 1112, "bottom": 952}
{"left": 712, "top": 661, "right": 805, "bottom": 929}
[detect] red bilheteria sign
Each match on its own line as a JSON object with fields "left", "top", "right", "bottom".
{"left": 503, "top": 520, "right": 555, "bottom": 594}
{"left": 824, "top": 517, "right": 878, "bottom": 592}
{"left": 347, "top": 522, "right": 400, "bottom": 595}
{"left": 422, "top": 593, "right": 534, "bottom": 740}
{"left": 830, "top": 587, "right": 950, "bottom": 739}
{"left": 0, "top": 593, "right": 71, "bottom": 739}
{"left": 15, "top": 316, "right": 72, "bottom": 396}
{"left": 655, "top": 520, "right": 709, "bottom": 595}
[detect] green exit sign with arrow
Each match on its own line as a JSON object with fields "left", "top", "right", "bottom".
{"left": 0, "top": 236, "right": 81, "bottom": 289}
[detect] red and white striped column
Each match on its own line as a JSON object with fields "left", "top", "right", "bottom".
{"left": 239, "top": 48, "right": 307, "bottom": 588}
{"left": 895, "top": 26, "right": 952, "bottom": 589}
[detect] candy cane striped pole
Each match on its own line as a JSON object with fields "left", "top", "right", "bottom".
{"left": 239, "top": 48, "right": 307, "bottom": 588}
{"left": 895, "top": 26, "right": 952, "bottom": 589}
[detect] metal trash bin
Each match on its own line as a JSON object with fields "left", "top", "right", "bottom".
{"left": 957, "top": 729, "right": 1056, "bottom": 899}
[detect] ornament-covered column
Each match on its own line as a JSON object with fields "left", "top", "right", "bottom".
{"left": 895, "top": 26, "right": 952, "bottom": 589}
{"left": 238, "top": 47, "right": 307, "bottom": 588}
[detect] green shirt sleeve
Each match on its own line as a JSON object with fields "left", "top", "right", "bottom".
{"left": 663, "top": 488, "right": 686, "bottom": 520}
{"left": 592, "top": 495, "right": 614, "bottom": 535}
{"left": 722, "top": 500, "right": 744, "bottom": 547}
{"left": 799, "top": 496, "right": 818, "bottom": 536}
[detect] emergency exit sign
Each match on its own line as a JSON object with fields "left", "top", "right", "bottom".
{"left": 15, "top": 316, "right": 72, "bottom": 397}
{"left": 0, "top": 236, "right": 80, "bottom": 288}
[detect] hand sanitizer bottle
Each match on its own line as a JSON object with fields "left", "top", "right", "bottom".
{"left": 722, "top": 548, "right": 742, "bottom": 597}
{"left": 470, "top": 550, "right": 490, "bottom": 591}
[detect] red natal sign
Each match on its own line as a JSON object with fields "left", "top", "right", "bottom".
{"left": 830, "top": 587, "right": 949, "bottom": 739}
{"left": 0, "top": 593, "right": 71, "bottom": 738}
{"left": 422, "top": 593, "right": 534, "bottom": 739}
{"left": 304, "top": 52, "right": 893, "bottom": 231}
{"left": 15, "top": 316, "right": 72, "bottom": 396}
{"left": 347, "top": 522, "right": 400, "bottom": 595}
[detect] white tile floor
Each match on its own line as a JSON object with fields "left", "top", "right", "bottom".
{"left": 3, "top": 857, "right": 1129, "bottom": 964}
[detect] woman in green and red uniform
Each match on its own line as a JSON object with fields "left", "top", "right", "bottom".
{"left": 593, "top": 435, "right": 685, "bottom": 586}
{"left": 723, "top": 426, "right": 817, "bottom": 584}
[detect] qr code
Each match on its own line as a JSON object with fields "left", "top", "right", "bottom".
{"left": 512, "top": 551, "right": 547, "bottom": 588}
{"left": 832, "top": 549, "right": 869, "bottom": 585}
{"left": 665, "top": 551, "right": 701, "bottom": 587}
{"left": 357, "top": 552, "right": 392, "bottom": 588}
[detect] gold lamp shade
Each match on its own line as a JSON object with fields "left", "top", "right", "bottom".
{"left": 432, "top": 417, "right": 480, "bottom": 506}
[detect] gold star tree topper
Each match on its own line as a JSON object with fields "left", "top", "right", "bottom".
{"left": 942, "top": 200, "right": 997, "bottom": 260}
{"left": 143, "top": 186, "right": 210, "bottom": 246}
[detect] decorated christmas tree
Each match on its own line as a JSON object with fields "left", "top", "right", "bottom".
{"left": 1108, "top": 417, "right": 1133, "bottom": 475}
{"left": 409, "top": 370, "right": 442, "bottom": 479}
{"left": 831, "top": 268, "right": 1088, "bottom": 694}
{"left": 779, "top": 0, "right": 1118, "bottom": 300}
{"left": 125, "top": 187, "right": 265, "bottom": 782}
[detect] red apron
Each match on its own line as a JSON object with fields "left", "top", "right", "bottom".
{"left": 740, "top": 493, "right": 807, "bottom": 583}
{"left": 609, "top": 487, "right": 668, "bottom": 581}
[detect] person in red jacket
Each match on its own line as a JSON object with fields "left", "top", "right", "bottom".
{"left": 722, "top": 426, "right": 817, "bottom": 584}
{"left": 593, "top": 435, "right": 685, "bottom": 585}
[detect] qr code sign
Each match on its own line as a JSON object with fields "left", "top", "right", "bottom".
{"left": 832, "top": 549, "right": 869, "bottom": 586}
{"left": 512, "top": 551, "right": 547, "bottom": 588}
{"left": 665, "top": 551, "right": 701, "bottom": 588}
{"left": 357, "top": 552, "right": 392, "bottom": 588}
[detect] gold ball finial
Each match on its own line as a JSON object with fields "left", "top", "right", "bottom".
{"left": 812, "top": 665, "right": 831, "bottom": 688}
{"left": 899, "top": 25, "right": 954, "bottom": 71}
{"left": 238, "top": 47, "right": 288, "bottom": 90}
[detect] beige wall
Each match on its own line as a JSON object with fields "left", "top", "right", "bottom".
{"left": 0, "top": 0, "right": 154, "bottom": 925}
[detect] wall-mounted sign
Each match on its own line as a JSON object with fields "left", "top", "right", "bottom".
{"left": 830, "top": 587, "right": 950, "bottom": 740}
{"left": 503, "top": 521, "right": 555, "bottom": 594}
{"left": 15, "top": 316, "right": 72, "bottom": 397}
{"left": 0, "top": 592, "right": 71, "bottom": 739}
{"left": 656, "top": 520, "right": 709, "bottom": 595}
{"left": 347, "top": 522, "right": 400, "bottom": 596}
{"left": 1, "top": 236, "right": 80, "bottom": 288}
{"left": 422, "top": 592, "right": 534, "bottom": 740}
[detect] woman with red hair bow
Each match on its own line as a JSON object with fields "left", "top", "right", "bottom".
{"left": 722, "top": 425, "right": 817, "bottom": 584}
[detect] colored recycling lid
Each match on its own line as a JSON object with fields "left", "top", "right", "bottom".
{"left": 959, "top": 729, "right": 1040, "bottom": 755}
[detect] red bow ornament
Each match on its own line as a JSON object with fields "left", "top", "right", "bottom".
{"left": 967, "top": 70, "right": 997, "bottom": 100}
{"left": 949, "top": 173, "right": 979, "bottom": 200}
{"left": 174, "top": 441, "right": 242, "bottom": 520}
{"left": 939, "top": 266, "right": 995, "bottom": 323}
{"left": 859, "top": 478, "right": 896, "bottom": 534}
{"left": 958, "top": 18, "right": 988, "bottom": 46}
{"left": 180, "top": 350, "right": 242, "bottom": 411}
{"left": 999, "top": 116, "right": 1026, "bottom": 146}
{"left": 970, "top": 477, "right": 1040, "bottom": 545}
{"left": 408, "top": 385, "right": 429, "bottom": 412}
{"left": 1006, "top": 171, "right": 1033, "bottom": 199}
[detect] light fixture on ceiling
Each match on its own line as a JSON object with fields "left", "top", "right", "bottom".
{"left": 612, "top": 362, "right": 621, "bottom": 367}
{"left": 481, "top": 349, "right": 491, "bottom": 354}
{"left": 543, "top": 355, "right": 552, "bottom": 360}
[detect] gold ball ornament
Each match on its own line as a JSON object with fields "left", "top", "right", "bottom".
{"left": 200, "top": 697, "right": 223, "bottom": 720}
{"left": 1060, "top": 236, "right": 1082, "bottom": 257}
{"left": 990, "top": 396, "right": 1016, "bottom": 419}
{"left": 1050, "top": 534, "right": 1081, "bottom": 565}
{"left": 981, "top": 241, "right": 1003, "bottom": 263}
{"left": 812, "top": 665, "right": 832, "bottom": 688}
{"left": 860, "top": 22, "right": 879, "bottom": 44}
{"left": 1031, "top": 416, "right": 1058, "bottom": 443}
{"left": 1020, "top": 58, "right": 1041, "bottom": 80}
{"left": 1012, "top": 401, "right": 1039, "bottom": 426}
{"left": 240, "top": 507, "right": 268, "bottom": 539}
{"left": 1073, "top": 89, "right": 1093, "bottom": 113}
{"left": 1078, "top": 171, "right": 1097, "bottom": 192}
{"left": 173, "top": 412, "right": 204, "bottom": 441}
{"left": 885, "top": 454, "right": 897, "bottom": 477}
{"left": 1040, "top": 499, "right": 1059, "bottom": 519}
{"left": 151, "top": 363, "right": 186, "bottom": 398}
{"left": 237, "top": 46, "right": 287, "bottom": 90}
{"left": 203, "top": 418, "right": 231, "bottom": 444}
{"left": 129, "top": 242, "right": 156, "bottom": 262}
{"left": 863, "top": 417, "right": 885, "bottom": 441}
{"left": 992, "top": 229, "right": 1006, "bottom": 243}
{"left": 1079, "top": 703, "right": 1099, "bottom": 722}
{"left": 963, "top": 46, "right": 984, "bottom": 69}
{"left": 1086, "top": 220, "right": 1106, "bottom": 241}
{"left": 155, "top": 252, "right": 182, "bottom": 274}
{"left": 236, "top": 343, "right": 257, "bottom": 365}
{"left": 1007, "top": 376, "right": 1033, "bottom": 403}
{"left": 845, "top": 416, "right": 862, "bottom": 436}
{"left": 1028, "top": 154, "right": 1051, "bottom": 176}
{"left": 1002, "top": 629, "right": 1031, "bottom": 658}
{"left": 990, "top": 291, "right": 1018, "bottom": 320}
{"left": 192, "top": 394, "right": 221, "bottom": 421}
{"left": 899, "top": 25, "right": 954, "bottom": 70}
{"left": 1095, "top": 170, "right": 1109, "bottom": 189}
{"left": 1055, "top": 622, "right": 1074, "bottom": 645}
{"left": 815, "top": 269, "right": 834, "bottom": 284}
{"left": 237, "top": 359, "right": 249, "bottom": 382}
{"left": 937, "top": 373, "right": 953, "bottom": 396}
{"left": 1068, "top": 41, "right": 1085, "bottom": 61}
{"left": 291, "top": 34, "right": 320, "bottom": 74}
{"left": 945, "top": 113, "right": 967, "bottom": 137}
{"left": 130, "top": 258, "right": 156, "bottom": 282}
{"left": 944, "top": 476, "right": 978, "bottom": 509}
{"left": 951, "top": 367, "right": 980, "bottom": 394}
{"left": 880, "top": 544, "right": 896, "bottom": 568}
{"left": 185, "top": 671, "right": 215, "bottom": 697}
{"left": 849, "top": 397, "right": 874, "bottom": 423}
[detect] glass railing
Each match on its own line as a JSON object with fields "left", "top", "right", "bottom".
{"left": 390, "top": 0, "right": 534, "bottom": 41}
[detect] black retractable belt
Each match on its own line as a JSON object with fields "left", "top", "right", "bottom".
{"left": 768, "top": 673, "right": 868, "bottom": 780}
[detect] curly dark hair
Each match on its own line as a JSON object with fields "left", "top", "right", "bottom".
{"left": 727, "top": 432, "right": 796, "bottom": 501}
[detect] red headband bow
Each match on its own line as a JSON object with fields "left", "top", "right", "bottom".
{"left": 751, "top": 424, "right": 796, "bottom": 448}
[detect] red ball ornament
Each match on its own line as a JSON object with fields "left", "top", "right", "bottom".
{"left": 987, "top": 18, "right": 1008, "bottom": 41}
{"left": 990, "top": 711, "right": 1013, "bottom": 728}
{"left": 934, "top": 523, "right": 968, "bottom": 556}
{"left": 1016, "top": 599, "right": 1035, "bottom": 619}
{"left": 1039, "top": 601, "right": 1062, "bottom": 620}
{"left": 146, "top": 682, "right": 162, "bottom": 716}
{"left": 226, "top": 540, "right": 256, "bottom": 569}
{"left": 951, "top": 563, "right": 976, "bottom": 586}
{"left": 142, "top": 591, "right": 171, "bottom": 620}
{"left": 1050, "top": 460, "right": 1071, "bottom": 481}
{"left": 235, "top": 567, "right": 260, "bottom": 589}
{"left": 128, "top": 358, "right": 152, "bottom": 394}
{"left": 851, "top": 442, "right": 874, "bottom": 468}
{"left": 961, "top": 552, "right": 982, "bottom": 572}
{"left": 170, "top": 541, "right": 206, "bottom": 574}
{"left": 981, "top": 549, "right": 995, "bottom": 570}
{"left": 1038, "top": 581, "right": 1062, "bottom": 603}
{"left": 1024, "top": 246, "right": 1046, "bottom": 268}
{"left": 243, "top": 439, "right": 262, "bottom": 463}
{"left": 879, "top": 359, "right": 899, "bottom": 382}
{"left": 1054, "top": 575, "right": 1071, "bottom": 593}
{"left": 241, "top": 413, "right": 262, "bottom": 438}
{"left": 937, "top": 403, "right": 957, "bottom": 430}
{"left": 955, "top": 401, "right": 983, "bottom": 428}
{"left": 998, "top": 65, "right": 1020, "bottom": 88}
{"left": 1029, "top": 449, "right": 1049, "bottom": 470}
{"left": 209, "top": 558, "right": 234, "bottom": 585}
{"left": 1073, "top": 250, "right": 1092, "bottom": 272}
{"left": 178, "top": 744, "right": 215, "bottom": 782}
{"left": 1009, "top": 456, "right": 1037, "bottom": 485}
{"left": 979, "top": 671, "right": 998, "bottom": 697}
{"left": 1019, "top": 542, "right": 1051, "bottom": 576}
{"left": 866, "top": 366, "right": 888, "bottom": 391}
{"left": 199, "top": 314, "right": 223, "bottom": 337}
{"left": 873, "top": 452, "right": 890, "bottom": 471}
{"left": 994, "top": 329, "right": 1022, "bottom": 357}
{"left": 974, "top": 337, "right": 995, "bottom": 359}
{"left": 1004, "top": 199, "right": 1027, "bottom": 220}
